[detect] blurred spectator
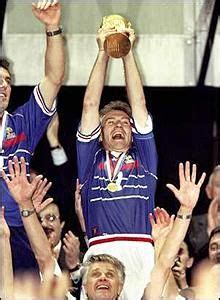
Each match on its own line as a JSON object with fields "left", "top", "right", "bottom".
{"left": 191, "top": 226, "right": 220, "bottom": 299}
{"left": 189, "top": 165, "right": 220, "bottom": 258}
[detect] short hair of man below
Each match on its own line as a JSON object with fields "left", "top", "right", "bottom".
{"left": 99, "top": 100, "right": 132, "bottom": 120}
{"left": 81, "top": 253, "right": 126, "bottom": 285}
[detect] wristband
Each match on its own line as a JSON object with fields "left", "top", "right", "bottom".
{"left": 177, "top": 214, "right": 192, "bottom": 220}
{"left": 46, "top": 27, "right": 62, "bottom": 37}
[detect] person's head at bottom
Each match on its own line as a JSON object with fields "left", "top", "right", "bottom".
{"left": 81, "top": 254, "right": 125, "bottom": 300}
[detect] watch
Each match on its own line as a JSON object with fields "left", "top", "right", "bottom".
{"left": 20, "top": 208, "right": 35, "bottom": 218}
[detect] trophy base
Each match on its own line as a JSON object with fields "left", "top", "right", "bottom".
{"left": 104, "top": 33, "right": 131, "bottom": 58}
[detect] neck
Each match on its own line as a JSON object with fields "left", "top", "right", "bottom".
{"left": 111, "top": 150, "right": 123, "bottom": 158}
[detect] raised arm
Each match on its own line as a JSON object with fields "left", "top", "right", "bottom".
{"left": 80, "top": 28, "right": 114, "bottom": 134}
{"left": 32, "top": 0, "right": 65, "bottom": 109}
{"left": 122, "top": 29, "right": 148, "bottom": 127}
{"left": 1, "top": 157, "right": 54, "bottom": 276}
{"left": 0, "top": 207, "right": 13, "bottom": 299}
{"left": 143, "top": 162, "right": 206, "bottom": 300}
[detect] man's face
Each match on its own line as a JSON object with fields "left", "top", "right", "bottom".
{"left": 209, "top": 233, "right": 220, "bottom": 264}
{"left": 206, "top": 170, "right": 220, "bottom": 200}
{"left": 0, "top": 67, "right": 11, "bottom": 118}
{"left": 211, "top": 171, "right": 220, "bottom": 199}
{"left": 101, "top": 110, "right": 132, "bottom": 153}
{"left": 38, "top": 203, "right": 64, "bottom": 248}
{"left": 84, "top": 262, "right": 122, "bottom": 300}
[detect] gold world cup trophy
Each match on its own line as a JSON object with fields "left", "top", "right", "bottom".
{"left": 101, "top": 15, "right": 132, "bottom": 58}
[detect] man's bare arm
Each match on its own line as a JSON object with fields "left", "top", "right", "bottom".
{"left": 122, "top": 29, "right": 148, "bottom": 127}
{"left": 32, "top": 1, "right": 65, "bottom": 109}
{"left": 143, "top": 162, "right": 206, "bottom": 300}
{"left": 2, "top": 157, "right": 55, "bottom": 276}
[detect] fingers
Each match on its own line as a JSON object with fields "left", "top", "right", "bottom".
{"left": 149, "top": 213, "right": 155, "bottom": 227}
{"left": 8, "top": 159, "right": 15, "bottom": 178}
{"left": 1, "top": 169, "right": 10, "bottom": 185}
{"left": 63, "top": 232, "right": 80, "bottom": 253}
{"left": 191, "top": 163, "right": 197, "bottom": 183}
{"left": 32, "top": 0, "right": 56, "bottom": 10}
{"left": 75, "top": 178, "right": 80, "bottom": 191}
{"left": 149, "top": 208, "right": 172, "bottom": 227}
{"left": 20, "top": 156, "right": 27, "bottom": 176}
{"left": 43, "top": 0, "right": 52, "bottom": 11}
{"left": 51, "top": 0, "right": 58, "bottom": 6}
{"left": 166, "top": 183, "right": 178, "bottom": 198}
{"left": 179, "top": 161, "right": 206, "bottom": 186}
{"left": 13, "top": 156, "right": 21, "bottom": 177}
{"left": 7, "top": 156, "right": 24, "bottom": 178}
{"left": 39, "top": 178, "right": 52, "bottom": 194}
{"left": 170, "top": 214, "right": 175, "bottom": 226}
{"left": 185, "top": 162, "right": 197, "bottom": 183}
{"left": 39, "top": 197, "right": 53, "bottom": 211}
{"left": 32, "top": 174, "right": 44, "bottom": 190}
{"left": 197, "top": 171, "right": 206, "bottom": 187}
{"left": 178, "top": 162, "right": 185, "bottom": 186}
{"left": 185, "top": 161, "right": 191, "bottom": 181}
{"left": 153, "top": 208, "right": 161, "bottom": 225}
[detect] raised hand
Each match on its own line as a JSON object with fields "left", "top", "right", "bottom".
{"left": 63, "top": 231, "right": 80, "bottom": 270}
{"left": 97, "top": 27, "right": 117, "bottom": 51}
{"left": 121, "top": 28, "right": 136, "bottom": 47}
{"left": 32, "top": 0, "right": 61, "bottom": 27}
{"left": 166, "top": 161, "right": 206, "bottom": 211}
{"left": 172, "top": 258, "right": 187, "bottom": 282}
{"left": 1, "top": 156, "right": 43, "bottom": 206}
{"left": 149, "top": 207, "right": 175, "bottom": 242}
{"left": 75, "top": 179, "right": 86, "bottom": 233}
{"left": 32, "top": 178, "right": 53, "bottom": 213}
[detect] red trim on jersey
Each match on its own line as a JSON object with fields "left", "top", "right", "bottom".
{"left": 3, "top": 132, "right": 27, "bottom": 148}
{"left": 89, "top": 236, "right": 154, "bottom": 247}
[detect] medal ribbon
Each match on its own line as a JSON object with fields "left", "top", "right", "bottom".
{"left": 106, "top": 150, "right": 126, "bottom": 182}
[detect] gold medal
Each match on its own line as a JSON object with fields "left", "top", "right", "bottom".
{"left": 107, "top": 182, "right": 118, "bottom": 192}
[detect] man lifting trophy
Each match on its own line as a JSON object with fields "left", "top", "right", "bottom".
{"left": 101, "top": 14, "right": 133, "bottom": 58}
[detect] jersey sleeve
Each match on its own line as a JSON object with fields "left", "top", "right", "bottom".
{"left": 76, "top": 124, "right": 101, "bottom": 183}
{"left": 14, "top": 85, "right": 56, "bottom": 150}
{"left": 132, "top": 115, "right": 158, "bottom": 176}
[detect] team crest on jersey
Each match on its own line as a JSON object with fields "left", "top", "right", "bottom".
{"left": 124, "top": 154, "right": 135, "bottom": 164}
{"left": 5, "top": 127, "right": 16, "bottom": 140}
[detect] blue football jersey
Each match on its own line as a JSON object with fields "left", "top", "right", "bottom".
{"left": 76, "top": 116, "right": 158, "bottom": 239}
{"left": 0, "top": 85, "right": 56, "bottom": 226}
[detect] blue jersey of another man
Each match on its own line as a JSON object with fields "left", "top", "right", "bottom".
{"left": 0, "top": 85, "right": 56, "bottom": 226}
